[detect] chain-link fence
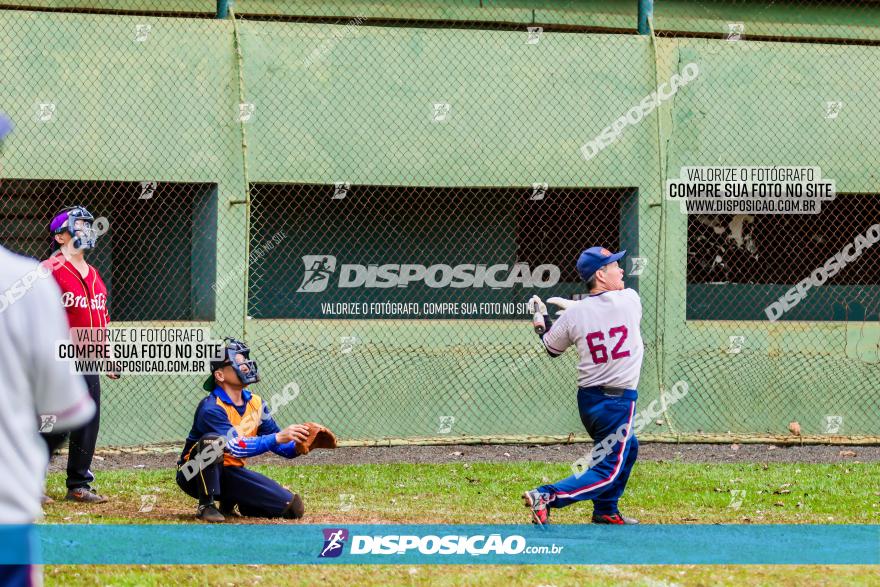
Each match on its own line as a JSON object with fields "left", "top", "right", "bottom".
{"left": 1, "top": 1, "right": 878, "bottom": 447}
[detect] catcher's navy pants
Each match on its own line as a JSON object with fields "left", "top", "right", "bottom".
{"left": 176, "top": 434, "right": 295, "bottom": 518}
{"left": 537, "top": 387, "right": 639, "bottom": 516}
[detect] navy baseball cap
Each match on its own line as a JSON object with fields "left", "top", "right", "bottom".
{"left": 576, "top": 247, "right": 627, "bottom": 282}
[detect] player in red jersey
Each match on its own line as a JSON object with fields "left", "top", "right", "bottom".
{"left": 42, "top": 206, "right": 118, "bottom": 504}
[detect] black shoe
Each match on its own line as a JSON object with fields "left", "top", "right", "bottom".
{"left": 282, "top": 494, "right": 305, "bottom": 520}
{"left": 592, "top": 512, "right": 639, "bottom": 525}
{"left": 65, "top": 487, "right": 108, "bottom": 504}
{"left": 219, "top": 502, "right": 241, "bottom": 517}
{"left": 196, "top": 503, "right": 225, "bottom": 523}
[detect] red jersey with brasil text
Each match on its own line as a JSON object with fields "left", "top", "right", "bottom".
{"left": 42, "top": 252, "right": 110, "bottom": 329}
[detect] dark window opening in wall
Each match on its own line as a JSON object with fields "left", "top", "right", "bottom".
{"left": 0, "top": 179, "right": 217, "bottom": 321}
{"left": 248, "top": 184, "right": 638, "bottom": 319}
{"left": 687, "top": 194, "right": 880, "bottom": 321}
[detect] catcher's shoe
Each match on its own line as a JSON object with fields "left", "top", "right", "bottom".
{"left": 65, "top": 487, "right": 108, "bottom": 504}
{"left": 196, "top": 503, "right": 225, "bottom": 523}
{"left": 282, "top": 494, "right": 305, "bottom": 520}
{"left": 592, "top": 512, "right": 639, "bottom": 525}
{"left": 522, "top": 490, "right": 552, "bottom": 526}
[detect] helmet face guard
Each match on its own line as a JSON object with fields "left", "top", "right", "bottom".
{"left": 204, "top": 338, "right": 260, "bottom": 390}
{"left": 227, "top": 341, "right": 260, "bottom": 386}
{"left": 50, "top": 206, "right": 98, "bottom": 251}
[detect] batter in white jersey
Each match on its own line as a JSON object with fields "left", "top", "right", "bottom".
{"left": 541, "top": 288, "right": 644, "bottom": 389}
{"left": 522, "top": 246, "right": 644, "bottom": 526}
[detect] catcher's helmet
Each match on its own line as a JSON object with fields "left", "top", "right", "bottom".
{"left": 49, "top": 205, "right": 98, "bottom": 251}
{"left": 203, "top": 337, "right": 261, "bottom": 391}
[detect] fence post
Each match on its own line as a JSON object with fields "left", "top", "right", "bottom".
{"left": 217, "top": 0, "right": 230, "bottom": 19}
{"left": 638, "top": 0, "right": 653, "bottom": 34}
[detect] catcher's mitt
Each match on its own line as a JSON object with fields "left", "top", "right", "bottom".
{"left": 295, "top": 422, "right": 338, "bottom": 456}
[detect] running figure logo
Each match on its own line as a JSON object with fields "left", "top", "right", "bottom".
{"left": 298, "top": 255, "right": 337, "bottom": 293}
{"left": 319, "top": 528, "right": 349, "bottom": 558}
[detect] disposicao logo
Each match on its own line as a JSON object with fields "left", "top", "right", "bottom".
{"left": 298, "top": 255, "right": 560, "bottom": 292}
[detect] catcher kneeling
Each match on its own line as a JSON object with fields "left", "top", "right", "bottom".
{"left": 176, "top": 338, "right": 337, "bottom": 523}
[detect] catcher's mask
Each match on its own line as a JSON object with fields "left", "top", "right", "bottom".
{"left": 49, "top": 206, "right": 98, "bottom": 251}
{"left": 203, "top": 338, "right": 260, "bottom": 391}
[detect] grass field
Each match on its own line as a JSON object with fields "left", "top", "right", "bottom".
{"left": 42, "top": 459, "right": 880, "bottom": 586}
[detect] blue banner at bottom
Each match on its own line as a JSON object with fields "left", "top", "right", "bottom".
{"left": 1, "top": 524, "right": 877, "bottom": 565}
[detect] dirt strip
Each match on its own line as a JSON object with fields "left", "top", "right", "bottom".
{"left": 49, "top": 442, "right": 880, "bottom": 472}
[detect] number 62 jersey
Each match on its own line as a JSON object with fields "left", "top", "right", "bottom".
{"left": 541, "top": 289, "right": 645, "bottom": 389}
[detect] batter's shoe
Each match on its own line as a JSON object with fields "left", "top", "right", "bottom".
{"left": 592, "top": 512, "right": 639, "bottom": 525}
{"left": 522, "top": 490, "right": 552, "bottom": 527}
{"left": 196, "top": 503, "right": 225, "bottom": 523}
{"left": 65, "top": 487, "right": 108, "bottom": 504}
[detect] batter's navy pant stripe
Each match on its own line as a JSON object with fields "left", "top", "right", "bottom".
{"left": 554, "top": 399, "right": 635, "bottom": 498}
